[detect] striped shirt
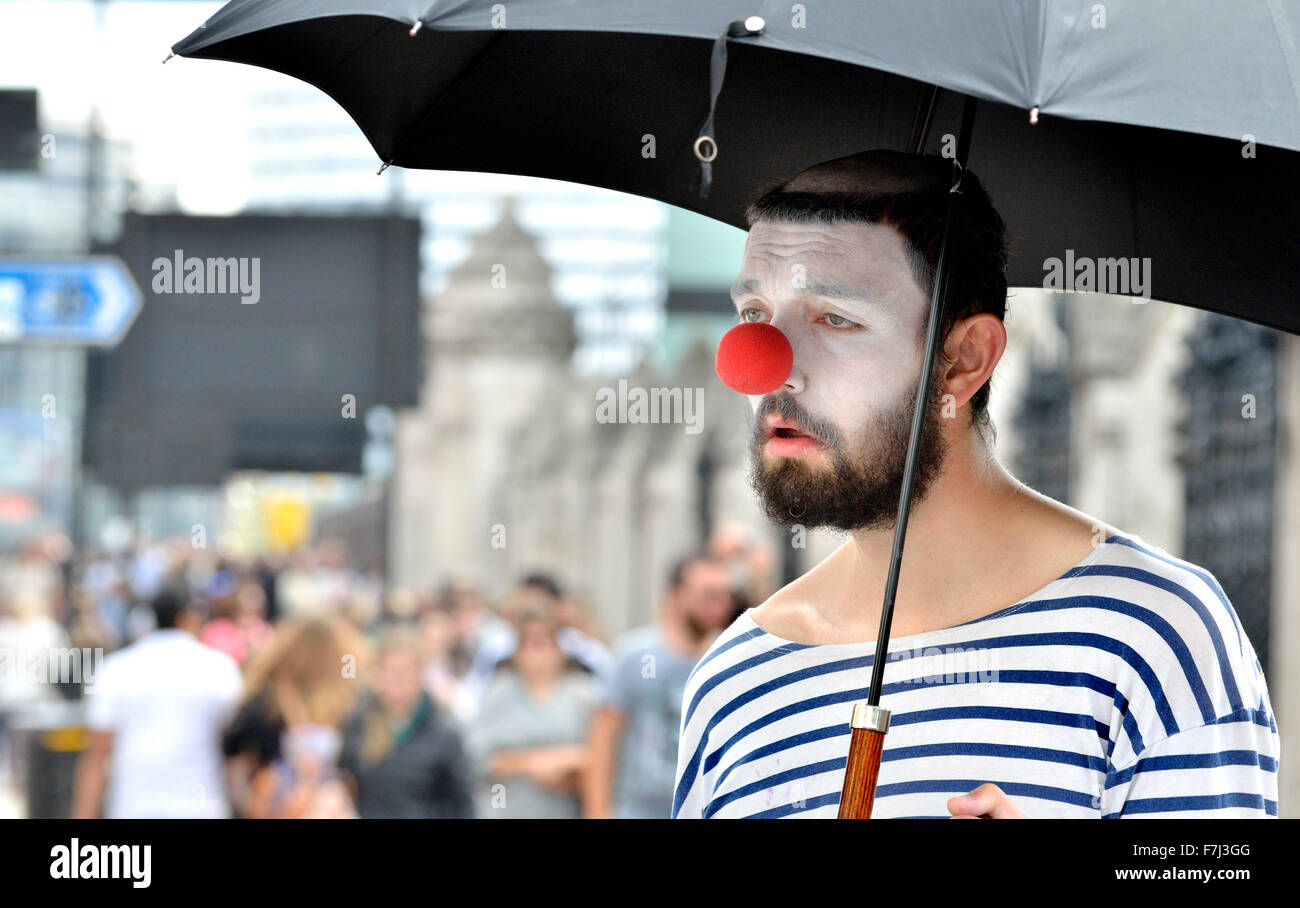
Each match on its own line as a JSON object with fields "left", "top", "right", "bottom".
{"left": 672, "top": 532, "right": 1279, "bottom": 818}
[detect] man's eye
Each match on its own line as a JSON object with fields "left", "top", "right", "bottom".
{"left": 824, "top": 312, "right": 858, "bottom": 329}
{"left": 738, "top": 307, "right": 768, "bottom": 323}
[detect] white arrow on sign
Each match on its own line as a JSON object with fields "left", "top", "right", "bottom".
{"left": 0, "top": 256, "right": 144, "bottom": 347}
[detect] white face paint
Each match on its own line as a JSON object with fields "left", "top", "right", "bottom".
{"left": 731, "top": 218, "right": 931, "bottom": 465}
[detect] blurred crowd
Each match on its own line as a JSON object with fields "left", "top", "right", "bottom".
{"left": 0, "top": 524, "right": 775, "bottom": 819}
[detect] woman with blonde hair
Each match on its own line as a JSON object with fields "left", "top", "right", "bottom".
{"left": 222, "top": 615, "right": 366, "bottom": 818}
{"left": 337, "top": 624, "right": 475, "bottom": 818}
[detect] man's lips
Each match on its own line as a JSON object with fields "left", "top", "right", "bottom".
{"left": 764, "top": 415, "right": 819, "bottom": 442}
{"left": 762, "top": 415, "right": 825, "bottom": 456}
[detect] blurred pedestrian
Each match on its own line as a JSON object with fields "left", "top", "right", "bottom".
{"left": 0, "top": 565, "right": 72, "bottom": 790}
{"left": 200, "top": 571, "right": 272, "bottom": 667}
{"left": 417, "top": 599, "right": 465, "bottom": 712}
{"left": 79, "top": 549, "right": 131, "bottom": 650}
{"left": 583, "top": 555, "right": 735, "bottom": 819}
{"left": 222, "top": 615, "right": 362, "bottom": 818}
{"left": 72, "top": 587, "right": 243, "bottom": 818}
{"left": 708, "top": 522, "right": 777, "bottom": 609}
{"left": 0, "top": 565, "right": 70, "bottom": 712}
{"left": 456, "top": 573, "right": 611, "bottom": 721}
{"left": 551, "top": 589, "right": 614, "bottom": 682}
{"left": 338, "top": 625, "right": 474, "bottom": 818}
{"left": 464, "top": 608, "right": 598, "bottom": 818}
{"left": 199, "top": 570, "right": 244, "bottom": 662}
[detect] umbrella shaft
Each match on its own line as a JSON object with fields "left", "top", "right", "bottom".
{"left": 866, "top": 93, "right": 979, "bottom": 706}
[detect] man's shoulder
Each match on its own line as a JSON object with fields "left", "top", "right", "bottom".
{"left": 97, "top": 634, "right": 164, "bottom": 674}
{"left": 1088, "top": 531, "right": 1240, "bottom": 631}
{"left": 1089, "top": 532, "right": 1277, "bottom": 769}
{"left": 1085, "top": 532, "right": 1268, "bottom": 712}
{"left": 131, "top": 635, "right": 243, "bottom": 697}
{"left": 613, "top": 623, "right": 661, "bottom": 649}
{"left": 171, "top": 632, "right": 241, "bottom": 671}
{"left": 605, "top": 625, "right": 663, "bottom": 674}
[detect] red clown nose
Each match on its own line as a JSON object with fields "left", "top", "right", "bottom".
{"left": 714, "top": 322, "right": 794, "bottom": 395}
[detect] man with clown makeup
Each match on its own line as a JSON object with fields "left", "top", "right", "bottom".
{"left": 672, "top": 150, "right": 1278, "bottom": 820}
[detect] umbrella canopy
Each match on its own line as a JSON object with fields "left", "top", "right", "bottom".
{"left": 172, "top": 0, "right": 1300, "bottom": 334}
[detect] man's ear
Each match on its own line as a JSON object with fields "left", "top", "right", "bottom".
{"left": 941, "top": 313, "right": 1006, "bottom": 410}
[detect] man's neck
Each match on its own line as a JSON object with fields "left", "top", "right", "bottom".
{"left": 838, "top": 431, "right": 1035, "bottom": 635}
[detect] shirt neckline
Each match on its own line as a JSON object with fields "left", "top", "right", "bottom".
{"left": 742, "top": 532, "right": 1129, "bottom": 654}
{"left": 140, "top": 628, "right": 193, "bottom": 643}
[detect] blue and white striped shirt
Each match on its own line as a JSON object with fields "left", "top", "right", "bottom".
{"left": 672, "top": 532, "right": 1279, "bottom": 818}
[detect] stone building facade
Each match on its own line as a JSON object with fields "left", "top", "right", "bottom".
{"left": 389, "top": 200, "right": 777, "bottom": 637}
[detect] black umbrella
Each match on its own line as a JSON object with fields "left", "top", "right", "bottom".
{"left": 170, "top": 1, "right": 1300, "bottom": 332}
{"left": 170, "top": 1, "right": 1300, "bottom": 818}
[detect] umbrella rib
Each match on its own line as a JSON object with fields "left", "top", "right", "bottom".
{"left": 1264, "top": 0, "right": 1300, "bottom": 130}
{"left": 385, "top": 29, "right": 509, "bottom": 165}
{"left": 1127, "top": 159, "right": 1142, "bottom": 294}
{"left": 318, "top": 20, "right": 390, "bottom": 84}
{"left": 908, "top": 85, "right": 941, "bottom": 154}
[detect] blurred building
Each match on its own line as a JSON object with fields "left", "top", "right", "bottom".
{"left": 0, "top": 122, "right": 138, "bottom": 255}
{"left": 0, "top": 116, "right": 167, "bottom": 547}
{"left": 389, "top": 200, "right": 775, "bottom": 636}
{"left": 390, "top": 199, "right": 579, "bottom": 596}
{"left": 243, "top": 84, "right": 666, "bottom": 377}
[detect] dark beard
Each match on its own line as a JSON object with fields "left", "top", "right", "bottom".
{"left": 747, "top": 359, "right": 950, "bottom": 532}
{"left": 682, "top": 612, "right": 709, "bottom": 643}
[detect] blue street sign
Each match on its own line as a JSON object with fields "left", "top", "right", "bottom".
{"left": 0, "top": 256, "right": 143, "bottom": 346}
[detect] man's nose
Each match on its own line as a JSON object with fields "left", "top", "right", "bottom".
{"left": 767, "top": 312, "right": 808, "bottom": 394}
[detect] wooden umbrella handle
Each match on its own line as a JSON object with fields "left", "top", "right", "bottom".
{"left": 837, "top": 704, "right": 890, "bottom": 819}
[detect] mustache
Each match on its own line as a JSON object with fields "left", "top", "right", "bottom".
{"left": 753, "top": 394, "right": 839, "bottom": 447}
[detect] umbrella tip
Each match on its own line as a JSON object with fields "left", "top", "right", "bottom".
{"left": 409, "top": 20, "right": 423, "bottom": 37}
{"left": 162, "top": 51, "right": 174, "bottom": 64}
{"left": 1029, "top": 106, "right": 1039, "bottom": 125}
{"left": 377, "top": 161, "right": 392, "bottom": 176}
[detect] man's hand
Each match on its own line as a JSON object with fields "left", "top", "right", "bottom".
{"left": 947, "top": 783, "right": 1026, "bottom": 818}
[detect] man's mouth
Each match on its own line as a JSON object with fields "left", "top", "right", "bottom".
{"left": 763, "top": 416, "right": 824, "bottom": 456}
{"left": 765, "top": 416, "right": 816, "bottom": 440}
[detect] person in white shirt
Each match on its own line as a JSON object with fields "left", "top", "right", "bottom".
{"left": 0, "top": 576, "right": 71, "bottom": 791}
{"left": 73, "top": 588, "right": 244, "bottom": 819}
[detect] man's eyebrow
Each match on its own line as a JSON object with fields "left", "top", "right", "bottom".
{"left": 802, "top": 281, "right": 881, "bottom": 305}
{"left": 729, "top": 276, "right": 885, "bottom": 309}
{"left": 729, "top": 277, "right": 760, "bottom": 302}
